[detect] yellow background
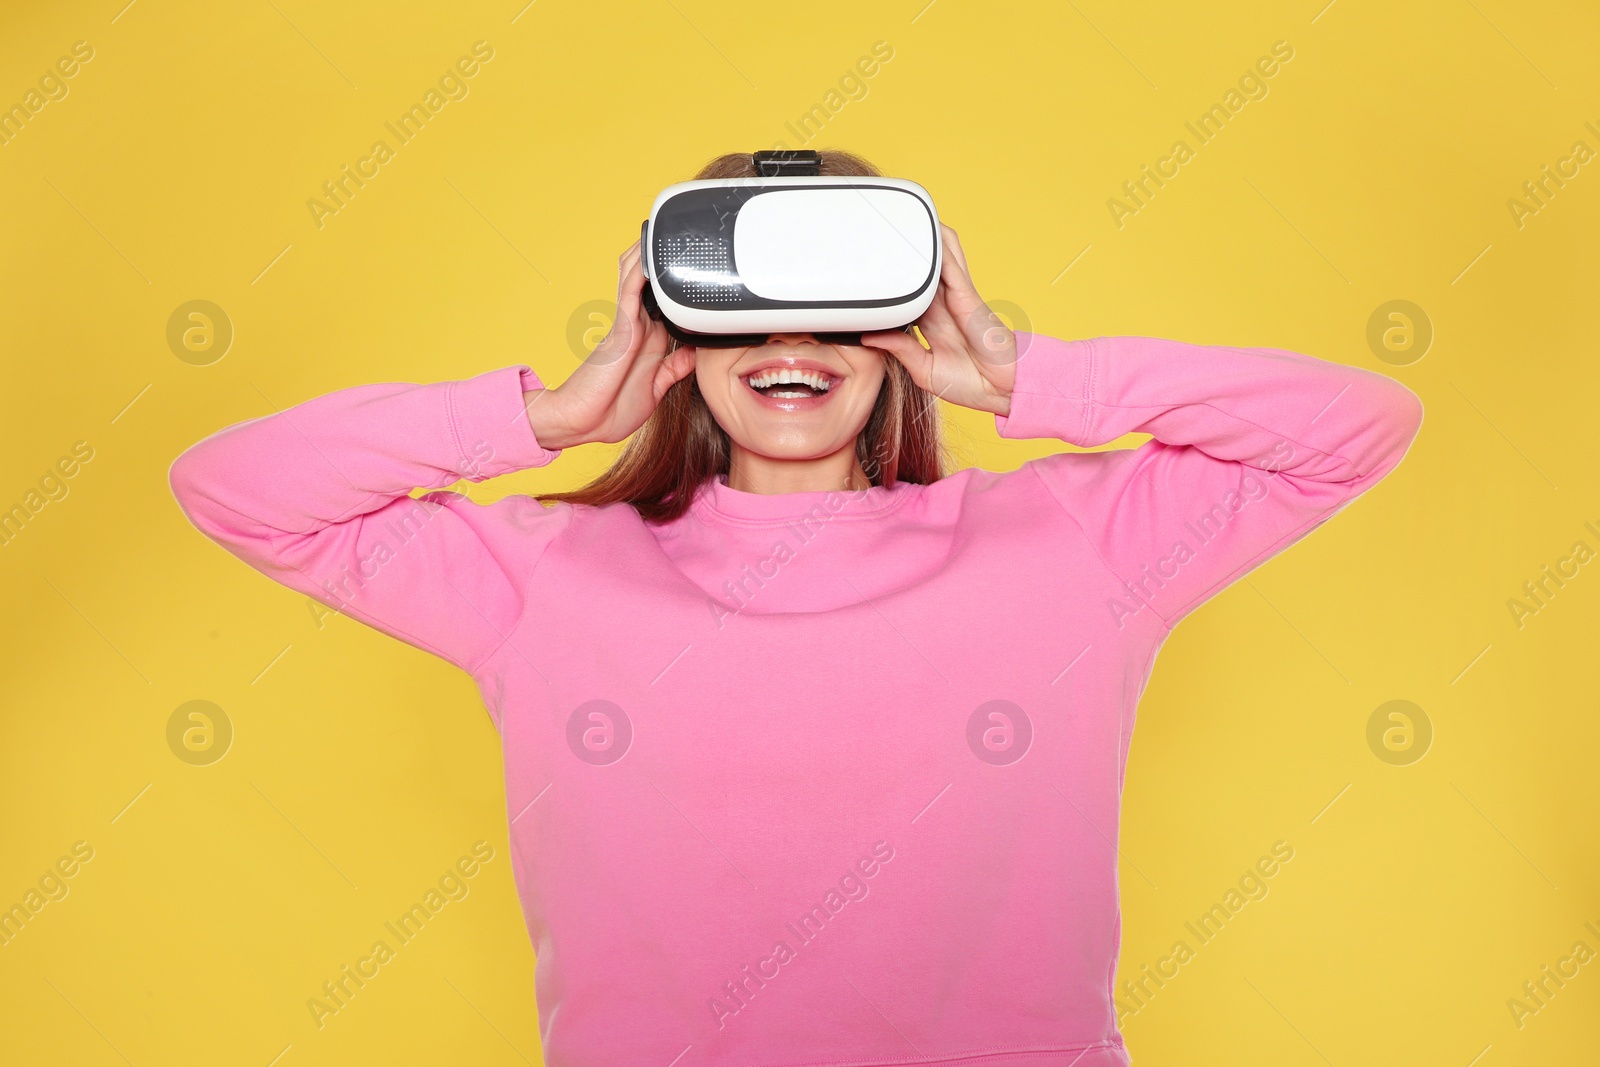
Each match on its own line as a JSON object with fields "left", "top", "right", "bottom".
{"left": 2, "top": 0, "right": 1596, "bottom": 1063}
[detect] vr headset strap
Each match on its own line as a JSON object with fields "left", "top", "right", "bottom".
{"left": 752, "top": 150, "right": 822, "bottom": 177}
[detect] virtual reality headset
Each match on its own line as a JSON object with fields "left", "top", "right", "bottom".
{"left": 640, "top": 150, "right": 941, "bottom": 348}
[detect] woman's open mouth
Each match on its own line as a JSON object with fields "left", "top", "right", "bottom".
{"left": 740, "top": 367, "right": 840, "bottom": 410}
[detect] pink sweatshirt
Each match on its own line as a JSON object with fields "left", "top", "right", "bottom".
{"left": 169, "top": 332, "right": 1423, "bottom": 1066}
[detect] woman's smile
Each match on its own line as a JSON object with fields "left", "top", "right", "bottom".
{"left": 735, "top": 354, "right": 845, "bottom": 412}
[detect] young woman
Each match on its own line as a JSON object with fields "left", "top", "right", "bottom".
{"left": 170, "top": 151, "right": 1423, "bottom": 1066}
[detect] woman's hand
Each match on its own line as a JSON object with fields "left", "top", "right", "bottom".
{"left": 524, "top": 240, "right": 696, "bottom": 449}
{"left": 860, "top": 224, "right": 1018, "bottom": 417}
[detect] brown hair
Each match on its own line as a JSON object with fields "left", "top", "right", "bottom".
{"left": 536, "top": 149, "right": 948, "bottom": 525}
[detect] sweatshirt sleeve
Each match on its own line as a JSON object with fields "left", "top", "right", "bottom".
{"left": 996, "top": 332, "right": 1424, "bottom": 632}
{"left": 168, "top": 364, "right": 574, "bottom": 676}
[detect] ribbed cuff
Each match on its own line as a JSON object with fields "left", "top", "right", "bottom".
{"left": 994, "top": 332, "right": 1097, "bottom": 447}
{"left": 446, "top": 364, "right": 563, "bottom": 482}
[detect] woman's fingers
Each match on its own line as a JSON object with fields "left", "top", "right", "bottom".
{"left": 618, "top": 241, "right": 645, "bottom": 302}
{"left": 605, "top": 315, "right": 691, "bottom": 437}
{"left": 545, "top": 242, "right": 692, "bottom": 447}
{"left": 937, "top": 226, "right": 975, "bottom": 295}
{"left": 937, "top": 236, "right": 985, "bottom": 324}
{"left": 859, "top": 224, "right": 1014, "bottom": 413}
{"left": 936, "top": 228, "right": 992, "bottom": 334}
{"left": 615, "top": 245, "right": 647, "bottom": 334}
{"left": 560, "top": 244, "right": 650, "bottom": 433}
{"left": 652, "top": 343, "right": 697, "bottom": 402}
{"left": 935, "top": 225, "right": 1015, "bottom": 369}
{"left": 587, "top": 243, "right": 651, "bottom": 371}
{"left": 636, "top": 302, "right": 671, "bottom": 361}
{"left": 860, "top": 328, "right": 936, "bottom": 392}
{"left": 941, "top": 224, "right": 973, "bottom": 285}
{"left": 916, "top": 281, "right": 969, "bottom": 355}
{"left": 861, "top": 327, "right": 924, "bottom": 363}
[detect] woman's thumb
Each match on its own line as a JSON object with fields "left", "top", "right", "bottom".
{"left": 861, "top": 328, "right": 932, "bottom": 386}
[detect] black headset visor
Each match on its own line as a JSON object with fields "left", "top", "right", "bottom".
{"left": 641, "top": 282, "right": 912, "bottom": 348}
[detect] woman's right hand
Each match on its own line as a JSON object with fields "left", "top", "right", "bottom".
{"left": 524, "top": 240, "right": 696, "bottom": 449}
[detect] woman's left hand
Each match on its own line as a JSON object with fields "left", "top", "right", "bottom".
{"left": 861, "top": 223, "right": 1017, "bottom": 417}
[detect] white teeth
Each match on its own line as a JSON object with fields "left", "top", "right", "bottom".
{"left": 744, "top": 368, "right": 833, "bottom": 392}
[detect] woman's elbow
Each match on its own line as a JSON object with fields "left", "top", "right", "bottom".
{"left": 168, "top": 441, "right": 218, "bottom": 516}
{"left": 168, "top": 437, "right": 246, "bottom": 537}
{"left": 1380, "top": 377, "right": 1425, "bottom": 457}
{"left": 1350, "top": 375, "right": 1424, "bottom": 484}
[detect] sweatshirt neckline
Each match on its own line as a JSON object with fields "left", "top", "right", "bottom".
{"left": 690, "top": 472, "right": 912, "bottom": 525}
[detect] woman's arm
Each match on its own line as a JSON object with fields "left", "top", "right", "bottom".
{"left": 861, "top": 226, "right": 1422, "bottom": 632}
{"left": 997, "top": 332, "right": 1424, "bottom": 631}
{"left": 168, "top": 364, "right": 572, "bottom": 676}
{"left": 169, "top": 240, "right": 690, "bottom": 683}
